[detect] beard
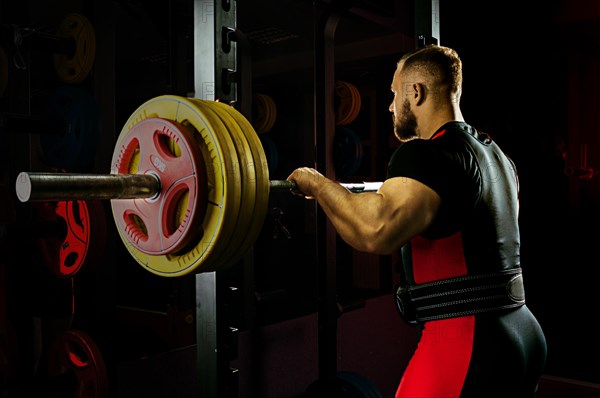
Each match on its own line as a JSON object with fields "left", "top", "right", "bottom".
{"left": 393, "top": 99, "right": 418, "bottom": 142}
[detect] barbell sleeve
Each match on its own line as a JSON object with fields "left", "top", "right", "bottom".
{"left": 15, "top": 172, "right": 382, "bottom": 203}
{"left": 15, "top": 172, "right": 161, "bottom": 202}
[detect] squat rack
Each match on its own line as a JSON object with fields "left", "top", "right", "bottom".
{"left": 191, "top": 0, "right": 440, "bottom": 396}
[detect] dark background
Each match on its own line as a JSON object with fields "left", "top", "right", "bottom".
{"left": 1, "top": 0, "right": 599, "bottom": 397}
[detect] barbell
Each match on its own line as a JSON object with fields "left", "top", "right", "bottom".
{"left": 15, "top": 95, "right": 381, "bottom": 277}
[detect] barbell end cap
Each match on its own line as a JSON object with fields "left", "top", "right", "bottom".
{"left": 15, "top": 172, "right": 31, "bottom": 202}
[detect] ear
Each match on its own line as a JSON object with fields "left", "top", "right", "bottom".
{"left": 414, "top": 83, "right": 426, "bottom": 106}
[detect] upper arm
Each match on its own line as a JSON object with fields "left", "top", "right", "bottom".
{"left": 373, "top": 176, "right": 442, "bottom": 253}
{"left": 312, "top": 174, "right": 442, "bottom": 255}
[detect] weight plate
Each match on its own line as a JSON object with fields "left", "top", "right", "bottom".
{"left": 196, "top": 100, "right": 257, "bottom": 269}
{"left": 335, "top": 81, "right": 361, "bottom": 126}
{"left": 111, "top": 96, "right": 241, "bottom": 276}
{"left": 111, "top": 118, "right": 208, "bottom": 256}
{"left": 335, "top": 81, "right": 350, "bottom": 125}
{"left": 53, "top": 13, "right": 96, "bottom": 83}
{"left": 349, "top": 83, "right": 362, "bottom": 120}
{"left": 253, "top": 93, "right": 277, "bottom": 133}
{"left": 57, "top": 201, "right": 89, "bottom": 277}
{"left": 180, "top": 99, "right": 243, "bottom": 271}
{"left": 47, "top": 330, "right": 108, "bottom": 398}
{"left": 40, "top": 86, "right": 101, "bottom": 172}
{"left": 206, "top": 101, "right": 270, "bottom": 267}
{"left": 34, "top": 200, "right": 92, "bottom": 278}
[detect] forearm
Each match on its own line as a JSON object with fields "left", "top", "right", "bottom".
{"left": 287, "top": 169, "right": 436, "bottom": 254}
{"left": 313, "top": 181, "right": 391, "bottom": 253}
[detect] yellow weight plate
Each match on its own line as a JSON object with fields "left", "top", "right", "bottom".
{"left": 111, "top": 95, "right": 241, "bottom": 276}
{"left": 207, "top": 101, "right": 270, "bottom": 261}
{"left": 335, "top": 81, "right": 350, "bottom": 125}
{"left": 184, "top": 98, "right": 246, "bottom": 271}
{"left": 53, "top": 13, "right": 96, "bottom": 83}
{"left": 176, "top": 99, "right": 242, "bottom": 273}
{"left": 200, "top": 100, "right": 257, "bottom": 269}
{"left": 253, "top": 93, "right": 277, "bottom": 133}
{"left": 194, "top": 101, "right": 253, "bottom": 262}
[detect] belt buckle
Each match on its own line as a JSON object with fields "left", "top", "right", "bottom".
{"left": 394, "top": 285, "right": 417, "bottom": 326}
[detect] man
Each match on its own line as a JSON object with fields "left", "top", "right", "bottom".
{"left": 288, "top": 45, "right": 547, "bottom": 397}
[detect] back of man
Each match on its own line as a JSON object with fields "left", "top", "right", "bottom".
{"left": 287, "top": 44, "right": 547, "bottom": 397}
{"left": 389, "top": 120, "right": 547, "bottom": 397}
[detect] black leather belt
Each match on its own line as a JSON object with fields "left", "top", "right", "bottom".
{"left": 395, "top": 267, "right": 526, "bottom": 325}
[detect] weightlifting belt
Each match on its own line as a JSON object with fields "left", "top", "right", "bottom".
{"left": 394, "top": 268, "right": 525, "bottom": 325}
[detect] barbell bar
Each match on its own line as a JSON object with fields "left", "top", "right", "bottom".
{"left": 13, "top": 95, "right": 382, "bottom": 277}
{"left": 15, "top": 172, "right": 381, "bottom": 202}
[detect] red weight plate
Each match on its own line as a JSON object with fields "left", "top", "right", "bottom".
{"left": 47, "top": 330, "right": 108, "bottom": 398}
{"left": 57, "top": 201, "right": 91, "bottom": 277}
{"left": 111, "top": 117, "right": 207, "bottom": 255}
{"left": 35, "top": 200, "right": 91, "bottom": 278}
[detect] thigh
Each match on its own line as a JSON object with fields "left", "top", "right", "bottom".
{"left": 396, "top": 317, "right": 476, "bottom": 398}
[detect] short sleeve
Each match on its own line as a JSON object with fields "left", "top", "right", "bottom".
{"left": 387, "top": 139, "right": 476, "bottom": 238}
{"left": 387, "top": 140, "right": 451, "bottom": 198}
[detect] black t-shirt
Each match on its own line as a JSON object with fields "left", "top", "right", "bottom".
{"left": 387, "top": 121, "right": 521, "bottom": 272}
{"left": 387, "top": 122, "right": 480, "bottom": 239}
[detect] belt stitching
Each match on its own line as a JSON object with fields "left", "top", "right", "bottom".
{"left": 411, "top": 282, "right": 507, "bottom": 301}
{"left": 417, "top": 303, "right": 524, "bottom": 321}
{"left": 408, "top": 268, "right": 521, "bottom": 291}
{"left": 416, "top": 293, "right": 511, "bottom": 311}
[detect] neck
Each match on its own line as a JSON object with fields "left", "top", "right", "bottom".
{"left": 419, "top": 104, "right": 464, "bottom": 139}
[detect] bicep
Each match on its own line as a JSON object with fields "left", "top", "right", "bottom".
{"left": 375, "top": 176, "right": 441, "bottom": 253}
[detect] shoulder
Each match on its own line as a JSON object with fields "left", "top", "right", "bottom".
{"left": 387, "top": 137, "right": 452, "bottom": 181}
{"left": 389, "top": 139, "right": 433, "bottom": 164}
